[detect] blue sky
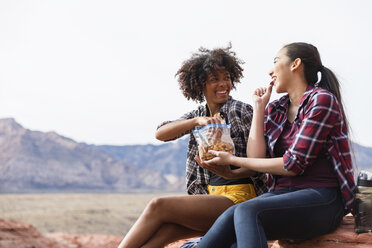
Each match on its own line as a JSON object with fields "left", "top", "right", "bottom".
{"left": 0, "top": 0, "right": 371, "bottom": 146}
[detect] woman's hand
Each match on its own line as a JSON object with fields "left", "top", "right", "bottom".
{"left": 195, "top": 113, "right": 224, "bottom": 126}
{"left": 195, "top": 154, "right": 235, "bottom": 179}
{"left": 205, "top": 150, "right": 233, "bottom": 165}
{"left": 252, "top": 82, "right": 273, "bottom": 108}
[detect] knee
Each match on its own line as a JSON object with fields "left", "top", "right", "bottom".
{"left": 144, "top": 196, "right": 168, "bottom": 217}
{"left": 234, "top": 199, "right": 261, "bottom": 217}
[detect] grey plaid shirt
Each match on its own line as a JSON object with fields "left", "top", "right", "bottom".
{"left": 158, "top": 96, "right": 267, "bottom": 196}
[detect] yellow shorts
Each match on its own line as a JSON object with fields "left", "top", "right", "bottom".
{"left": 207, "top": 184, "right": 256, "bottom": 204}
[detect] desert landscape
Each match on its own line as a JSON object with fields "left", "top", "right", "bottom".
{"left": 0, "top": 192, "right": 184, "bottom": 236}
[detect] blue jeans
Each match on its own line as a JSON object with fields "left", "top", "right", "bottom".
{"left": 197, "top": 187, "right": 344, "bottom": 248}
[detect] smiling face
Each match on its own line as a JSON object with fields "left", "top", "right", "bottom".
{"left": 203, "top": 69, "right": 232, "bottom": 105}
{"left": 269, "top": 48, "right": 293, "bottom": 93}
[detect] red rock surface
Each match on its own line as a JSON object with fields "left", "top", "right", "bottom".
{"left": 165, "top": 215, "right": 372, "bottom": 248}
{"left": 46, "top": 233, "right": 122, "bottom": 248}
{"left": 0, "top": 219, "right": 122, "bottom": 248}
{"left": 274, "top": 215, "right": 372, "bottom": 248}
{"left": 0, "top": 219, "right": 68, "bottom": 248}
{"left": 1, "top": 216, "right": 371, "bottom": 248}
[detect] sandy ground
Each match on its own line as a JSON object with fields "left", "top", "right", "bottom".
{"left": 0, "top": 193, "right": 185, "bottom": 236}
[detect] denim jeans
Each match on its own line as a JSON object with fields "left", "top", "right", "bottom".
{"left": 197, "top": 187, "right": 344, "bottom": 248}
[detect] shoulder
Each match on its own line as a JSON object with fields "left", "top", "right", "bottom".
{"left": 180, "top": 104, "right": 207, "bottom": 119}
{"left": 300, "top": 88, "right": 342, "bottom": 124}
{"left": 306, "top": 88, "right": 339, "bottom": 109}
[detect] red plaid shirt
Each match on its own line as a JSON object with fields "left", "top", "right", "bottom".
{"left": 264, "top": 85, "right": 356, "bottom": 213}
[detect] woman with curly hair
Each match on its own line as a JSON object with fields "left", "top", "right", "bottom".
{"left": 117, "top": 45, "right": 266, "bottom": 248}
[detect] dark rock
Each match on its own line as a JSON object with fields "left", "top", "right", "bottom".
{"left": 274, "top": 215, "right": 372, "bottom": 248}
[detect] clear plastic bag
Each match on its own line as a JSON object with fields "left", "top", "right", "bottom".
{"left": 193, "top": 123, "right": 235, "bottom": 161}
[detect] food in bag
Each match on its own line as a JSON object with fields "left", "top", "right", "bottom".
{"left": 193, "top": 124, "right": 235, "bottom": 161}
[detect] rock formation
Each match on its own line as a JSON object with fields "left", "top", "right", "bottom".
{"left": 0, "top": 218, "right": 122, "bottom": 248}
{"left": 165, "top": 215, "right": 372, "bottom": 248}
{"left": 0, "top": 118, "right": 185, "bottom": 193}
{"left": 1, "top": 215, "right": 372, "bottom": 248}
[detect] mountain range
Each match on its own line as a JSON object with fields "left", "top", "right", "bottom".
{"left": 0, "top": 118, "right": 186, "bottom": 193}
{"left": 0, "top": 118, "right": 371, "bottom": 193}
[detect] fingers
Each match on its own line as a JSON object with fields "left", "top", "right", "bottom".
{"left": 253, "top": 82, "right": 273, "bottom": 99}
{"left": 194, "top": 155, "right": 207, "bottom": 168}
{"left": 194, "top": 155, "right": 214, "bottom": 170}
{"left": 267, "top": 81, "right": 273, "bottom": 94}
{"left": 254, "top": 87, "right": 272, "bottom": 97}
{"left": 208, "top": 150, "right": 218, "bottom": 156}
{"left": 253, "top": 87, "right": 266, "bottom": 97}
{"left": 215, "top": 113, "right": 222, "bottom": 122}
{"left": 216, "top": 113, "right": 226, "bottom": 124}
{"left": 211, "top": 117, "right": 223, "bottom": 125}
{"left": 195, "top": 154, "right": 232, "bottom": 179}
{"left": 200, "top": 117, "right": 223, "bottom": 126}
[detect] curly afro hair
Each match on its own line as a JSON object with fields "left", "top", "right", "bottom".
{"left": 175, "top": 43, "right": 244, "bottom": 103}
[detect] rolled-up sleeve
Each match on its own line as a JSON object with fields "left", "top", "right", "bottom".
{"left": 156, "top": 108, "right": 201, "bottom": 141}
{"left": 283, "top": 92, "right": 341, "bottom": 175}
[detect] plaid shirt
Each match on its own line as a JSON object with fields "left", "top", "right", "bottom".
{"left": 158, "top": 96, "right": 267, "bottom": 196}
{"left": 264, "top": 85, "right": 356, "bottom": 213}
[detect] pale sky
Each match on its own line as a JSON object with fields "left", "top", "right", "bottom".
{"left": 0, "top": 0, "right": 371, "bottom": 146}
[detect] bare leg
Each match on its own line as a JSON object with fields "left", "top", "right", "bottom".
{"left": 117, "top": 194, "right": 233, "bottom": 248}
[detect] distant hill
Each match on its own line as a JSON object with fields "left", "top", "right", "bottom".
{"left": 352, "top": 143, "right": 372, "bottom": 174}
{"left": 0, "top": 118, "right": 371, "bottom": 193}
{"left": 0, "top": 118, "right": 185, "bottom": 193}
{"left": 95, "top": 139, "right": 188, "bottom": 178}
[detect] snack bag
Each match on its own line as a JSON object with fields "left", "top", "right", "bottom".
{"left": 193, "top": 123, "right": 235, "bottom": 161}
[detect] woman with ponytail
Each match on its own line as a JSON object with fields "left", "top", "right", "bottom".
{"left": 195, "top": 42, "right": 356, "bottom": 248}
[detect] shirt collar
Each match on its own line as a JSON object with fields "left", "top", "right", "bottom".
{"left": 220, "top": 96, "right": 233, "bottom": 116}
{"left": 298, "top": 84, "right": 315, "bottom": 107}
{"left": 276, "top": 84, "right": 315, "bottom": 110}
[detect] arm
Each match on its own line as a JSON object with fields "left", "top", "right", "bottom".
{"left": 156, "top": 114, "right": 224, "bottom": 142}
{"left": 229, "top": 156, "right": 295, "bottom": 176}
{"left": 198, "top": 151, "right": 295, "bottom": 179}
{"left": 194, "top": 155, "right": 257, "bottom": 179}
{"left": 247, "top": 104, "right": 266, "bottom": 158}
{"left": 155, "top": 118, "right": 198, "bottom": 141}
{"left": 246, "top": 84, "right": 273, "bottom": 158}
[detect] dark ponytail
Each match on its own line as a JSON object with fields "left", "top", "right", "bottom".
{"left": 317, "top": 66, "right": 342, "bottom": 110}
{"left": 283, "top": 42, "right": 349, "bottom": 132}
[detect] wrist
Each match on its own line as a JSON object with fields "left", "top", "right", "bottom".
{"left": 253, "top": 102, "right": 266, "bottom": 112}
{"left": 228, "top": 166, "right": 246, "bottom": 179}
{"left": 193, "top": 117, "right": 200, "bottom": 127}
{"left": 227, "top": 155, "right": 236, "bottom": 165}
